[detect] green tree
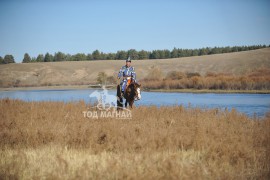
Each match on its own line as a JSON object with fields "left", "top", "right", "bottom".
{"left": 164, "top": 49, "right": 171, "bottom": 59}
{"left": 44, "top": 53, "right": 53, "bottom": 62}
{"left": 72, "top": 53, "right": 87, "bottom": 61}
{"left": 65, "top": 54, "right": 72, "bottom": 61}
{"left": 54, "top": 52, "right": 65, "bottom": 61}
{"left": 31, "top": 57, "right": 37, "bottom": 63}
{"left": 150, "top": 50, "right": 160, "bottom": 59}
{"left": 210, "top": 47, "right": 221, "bottom": 54}
{"left": 4, "top": 55, "right": 15, "bottom": 64}
{"left": 138, "top": 50, "right": 149, "bottom": 59}
{"left": 36, "top": 54, "right": 44, "bottom": 62}
{"left": 199, "top": 48, "right": 208, "bottom": 56}
{"left": 237, "top": 46, "right": 242, "bottom": 51}
{"left": 86, "top": 53, "right": 93, "bottom": 60}
{"left": 184, "top": 49, "right": 193, "bottom": 57}
{"left": 243, "top": 46, "right": 248, "bottom": 51}
{"left": 222, "top": 46, "right": 231, "bottom": 53}
{"left": 157, "top": 50, "right": 165, "bottom": 59}
{"left": 192, "top": 49, "right": 199, "bottom": 56}
{"left": 171, "top": 48, "right": 178, "bottom": 58}
{"left": 127, "top": 49, "right": 139, "bottom": 60}
{"left": 99, "top": 52, "right": 107, "bottom": 60}
{"left": 106, "top": 53, "right": 116, "bottom": 60}
{"left": 116, "top": 50, "right": 127, "bottom": 60}
{"left": 232, "top": 46, "right": 238, "bottom": 52}
{"left": 92, "top": 50, "right": 101, "bottom": 60}
{"left": 0, "top": 56, "right": 4, "bottom": 64}
{"left": 178, "top": 49, "right": 184, "bottom": 57}
{"left": 22, "top": 53, "right": 31, "bottom": 63}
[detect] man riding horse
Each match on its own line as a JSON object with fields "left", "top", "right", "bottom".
{"left": 117, "top": 57, "right": 137, "bottom": 96}
{"left": 117, "top": 57, "right": 141, "bottom": 109}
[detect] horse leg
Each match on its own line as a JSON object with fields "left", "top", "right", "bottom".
{"left": 118, "top": 97, "right": 123, "bottom": 110}
{"left": 117, "top": 85, "right": 123, "bottom": 110}
{"left": 129, "top": 100, "right": 134, "bottom": 109}
{"left": 125, "top": 100, "right": 128, "bottom": 108}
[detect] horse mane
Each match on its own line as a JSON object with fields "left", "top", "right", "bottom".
{"left": 129, "top": 82, "right": 140, "bottom": 89}
{"left": 124, "top": 82, "right": 139, "bottom": 99}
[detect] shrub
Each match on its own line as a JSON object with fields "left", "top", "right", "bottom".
{"left": 186, "top": 72, "right": 201, "bottom": 78}
{"left": 166, "top": 71, "right": 186, "bottom": 80}
{"left": 97, "top": 72, "right": 108, "bottom": 84}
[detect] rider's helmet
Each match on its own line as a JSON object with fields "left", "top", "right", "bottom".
{"left": 126, "top": 56, "right": 131, "bottom": 62}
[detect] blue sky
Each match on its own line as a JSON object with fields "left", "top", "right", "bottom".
{"left": 0, "top": 0, "right": 269, "bottom": 62}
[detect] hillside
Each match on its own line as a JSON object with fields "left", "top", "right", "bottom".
{"left": 0, "top": 48, "right": 270, "bottom": 88}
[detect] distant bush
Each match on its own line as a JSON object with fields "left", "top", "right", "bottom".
{"left": 141, "top": 68, "right": 270, "bottom": 90}
{"left": 97, "top": 72, "right": 108, "bottom": 84}
{"left": 97, "top": 72, "right": 118, "bottom": 85}
{"left": 107, "top": 76, "right": 117, "bottom": 84}
{"left": 166, "top": 71, "right": 186, "bottom": 80}
{"left": 205, "top": 72, "right": 217, "bottom": 77}
{"left": 186, "top": 72, "right": 201, "bottom": 78}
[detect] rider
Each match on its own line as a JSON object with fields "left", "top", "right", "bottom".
{"left": 117, "top": 57, "right": 137, "bottom": 95}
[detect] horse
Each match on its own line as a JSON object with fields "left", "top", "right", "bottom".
{"left": 117, "top": 82, "right": 141, "bottom": 110}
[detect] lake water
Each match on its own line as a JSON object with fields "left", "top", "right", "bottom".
{"left": 0, "top": 89, "right": 269, "bottom": 118}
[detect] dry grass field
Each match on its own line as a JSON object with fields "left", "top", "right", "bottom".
{"left": 0, "top": 48, "right": 270, "bottom": 88}
{"left": 0, "top": 99, "right": 269, "bottom": 179}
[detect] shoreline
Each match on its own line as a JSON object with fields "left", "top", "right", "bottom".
{"left": 1, "top": 85, "right": 270, "bottom": 94}
{"left": 146, "top": 89, "right": 270, "bottom": 94}
{"left": 0, "top": 85, "right": 89, "bottom": 91}
{"left": 0, "top": 85, "right": 114, "bottom": 91}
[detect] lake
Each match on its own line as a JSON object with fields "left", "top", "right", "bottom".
{"left": 0, "top": 89, "right": 269, "bottom": 118}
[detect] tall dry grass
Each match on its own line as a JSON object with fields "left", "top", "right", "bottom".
{"left": 142, "top": 68, "right": 270, "bottom": 90}
{"left": 0, "top": 99, "right": 269, "bottom": 179}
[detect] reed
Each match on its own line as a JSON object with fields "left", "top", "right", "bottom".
{"left": 0, "top": 99, "right": 269, "bottom": 179}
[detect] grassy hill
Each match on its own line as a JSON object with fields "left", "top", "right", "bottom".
{"left": 0, "top": 48, "right": 270, "bottom": 88}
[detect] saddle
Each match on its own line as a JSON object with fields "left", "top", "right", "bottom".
{"left": 121, "top": 77, "right": 132, "bottom": 97}
{"left": 125, "top": 77, "right": 132, "bottom": 91}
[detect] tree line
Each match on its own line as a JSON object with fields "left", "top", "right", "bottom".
{"left": 0, "top": 45, "right": 269, "bottom": 64}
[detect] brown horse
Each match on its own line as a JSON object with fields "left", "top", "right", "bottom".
{"left": 117, "top": 82, "right": 141, "bottom": 109}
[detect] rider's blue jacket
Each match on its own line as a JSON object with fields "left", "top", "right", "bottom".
{"left": 118, "top": 65, "right": 136, "bottom": 81}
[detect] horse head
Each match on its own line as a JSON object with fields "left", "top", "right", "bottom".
{"left": 126, "top": 82, "right": 141, "bottom": 101}
{"left": 134, "top": 83, "right": 141, "bottom": 100}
